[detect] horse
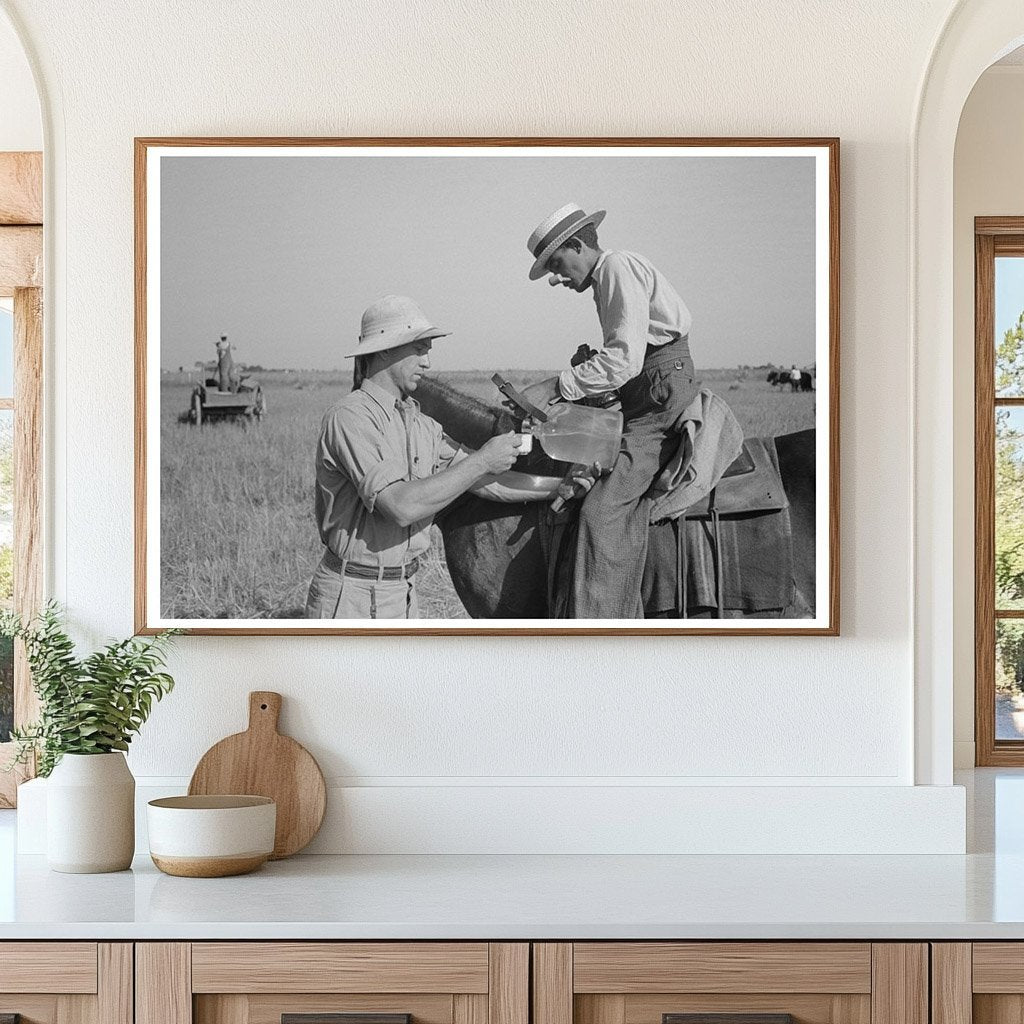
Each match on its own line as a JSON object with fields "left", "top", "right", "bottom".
{"left": 414, "top": 375, "right": 817, "bottom": 620}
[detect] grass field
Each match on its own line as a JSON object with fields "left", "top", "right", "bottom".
{"left": 159, "top": 367, "right": 816, "bottom": 620}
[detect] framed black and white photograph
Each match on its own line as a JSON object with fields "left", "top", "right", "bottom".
{"left": 135, "top": 137, "right": 838, "bottom": 635}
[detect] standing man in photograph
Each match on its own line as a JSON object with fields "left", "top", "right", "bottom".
{"left": 305, "top": 295, "right": 521, "bottom": 620}
{"left": 520, "top": 203, "right": 699, "bottom": 618}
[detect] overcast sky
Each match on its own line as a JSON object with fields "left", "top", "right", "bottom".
{"left": 997, "top": 258, "right": 1024, "bottom": 341}
{"left": 159, "top": 151, "right": 818, "bottom": 372}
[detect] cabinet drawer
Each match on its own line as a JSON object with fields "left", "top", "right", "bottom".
{"left": 191, "top": 944, "right": 490, "bottom": 993}
{"left": 0, "top": 943, "right": 130, "bottom": 1024}
{"left": 534, "top": 943, "right": 926, "bottom": 1024}
{"left": 572, "top": 944, "right": 871, "bottom": 994}
{"left": 0, "top": 942, "right": 98, "bottom": 993}
{"left": 973, "top": 944, "right": 1024, "bottom": 992}
{"left": 139, "top": 942, "right": 528, "bottom": 1024}
{"left": 937, "top": 942, "right": 1024, "bottom": 1024}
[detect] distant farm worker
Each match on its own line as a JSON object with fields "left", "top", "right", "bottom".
{"left": 215, "top": 335, "right": 240, "bottom": 393}
{"left": 790, "top": 364, "right": 801, "bottom": 386}
{"left": 305, "top": 295, "right": 521, "bottom": 620}
{"left": 518, "top": 203, "right": 699, "bottom": 618}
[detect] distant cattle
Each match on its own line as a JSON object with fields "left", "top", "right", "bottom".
{"left": 767, "top": 369, "right": 813, "bottom": 392}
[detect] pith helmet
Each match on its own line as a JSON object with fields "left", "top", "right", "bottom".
{"left": 527, "top": 202, "right": 606, "bottom": 281}
{"left": 345, "top": 295, "right": 451, "bottom": 359}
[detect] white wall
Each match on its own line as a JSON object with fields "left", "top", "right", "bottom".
{"left": 0, "top": 0, "right": 971, "bottom": 852}
{"left": 952, "top": 66, "right": 1024, "bottom": 767}
{"left": 0, "top": 12, "right": 39, "bottom": 151}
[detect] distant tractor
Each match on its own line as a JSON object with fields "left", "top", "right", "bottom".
{"left": 188, "top": 375, "right": 266, "bottom": 426}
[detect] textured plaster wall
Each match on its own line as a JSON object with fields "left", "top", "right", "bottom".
{"left": 953, "top": 67, "right": 1024, "bottom": 767}
{"left": 0, "top": 0, "right": 958, "bottom": 799}
{"left": 0, "top": 14, "right": 38, "bottom": 150}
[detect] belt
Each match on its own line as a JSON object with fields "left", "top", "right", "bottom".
{"left": 343, "top": 558, "right": 420, "bottom": 581}
{"left": 642, "top": 333, "right": 690, "bottom": 369}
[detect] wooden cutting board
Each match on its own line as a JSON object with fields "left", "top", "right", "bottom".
{"left": 188, "top": 691, "right": 326, "bottom": 859}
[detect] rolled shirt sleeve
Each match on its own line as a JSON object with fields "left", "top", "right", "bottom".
{"left": 559, "top": 252, "right": 653, "bottom": 400}
{"left": 320, "top": 406, "right": 407, "bottom": 513}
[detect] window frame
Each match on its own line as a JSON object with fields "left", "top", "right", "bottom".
{"left": 0, "top": 151, "right": 43, "bottom": 807}
{"left": 975, "top": 217, "right": 1024, "bottom": 765}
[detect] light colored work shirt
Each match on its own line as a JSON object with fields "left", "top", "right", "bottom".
{"left": 313, "top": 378, "right": 458, "bottom": 568}
{"left": 558, "top": 250, "right": 693, "bottom": 400}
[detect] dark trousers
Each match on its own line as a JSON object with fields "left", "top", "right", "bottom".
{"left": 570, "top": 338, "right": 698, "bottom": 618}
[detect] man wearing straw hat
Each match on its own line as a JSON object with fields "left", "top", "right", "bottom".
{"left": 305, "top": 295, "right": 521, "bottom": 620}
{"left": 520, "top": 203, "right": 699, "bottom": 619}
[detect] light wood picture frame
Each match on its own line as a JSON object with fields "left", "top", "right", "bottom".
{"left": 135, "top": 137, "right": 839, "bottom": 636}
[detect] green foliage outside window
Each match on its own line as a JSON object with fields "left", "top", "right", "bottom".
{"left": 0, "top": 547, "right": 12, "bottom": 606}
{"left": 998, "top": 310, "right": 1024, "bottom": 397}
{"left": 996, "top": 312, "right": 1024, "bottom": 609}
{"left": 996, "top": 312, "right": 1024, "bottom": 693}
{"left": 997, "top": 621, "right": 1024, "bottom": 694}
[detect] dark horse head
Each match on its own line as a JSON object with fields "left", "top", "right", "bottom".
{"left": 414, "top": 375, "right": 563, "bottom": 478}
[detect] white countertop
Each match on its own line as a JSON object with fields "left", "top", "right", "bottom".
{"left": 1, "top": 768, "right": 1022, "bottom": 941}
{"left": 0, "top": 848, "right": 1023, "bottom": 940}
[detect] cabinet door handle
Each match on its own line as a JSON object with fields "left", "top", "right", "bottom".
{"left": 664, "top": 1016, "right": 795, "bottom": 1024}
{"left": 283, "top": 1015, "right": 411, "bottom": 1024}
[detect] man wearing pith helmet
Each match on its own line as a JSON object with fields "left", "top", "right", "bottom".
{"left": 520, "top": 203, "right": 698, "bottom": 618}
{"left": 305, "top": 295, "right": 520, "bottom": 620}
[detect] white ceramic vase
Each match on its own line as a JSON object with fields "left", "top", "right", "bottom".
{"left": 46, "top": 752, "right": 135, "bottom": 873}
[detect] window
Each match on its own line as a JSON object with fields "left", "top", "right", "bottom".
{"left": 976, "top": 219, "right": 1024, "bottom": 764}
{"left": 0, "top": 303, "right": 11, "bottom": 745}
{"left": 0, "top": 149, "right": 43, "bottom": 805}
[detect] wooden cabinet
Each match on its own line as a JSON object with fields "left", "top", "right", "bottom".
{"left": 0, "top": 943, "right": 132, "bottom": 1024}
{"left": 0, "top": 938, "right": 951, "bottom": 1024}
{"left": 136, "top": 944, "right": 528, "bottom": 1024}
{"left": 932, "top": 943, "right": 1024, "bottom": 1024}
{"left": 532, "top": 943, "right": 928, "bottom": 1024}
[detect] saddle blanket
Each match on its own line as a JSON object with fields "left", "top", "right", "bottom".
{"left": 642, "top": 503, "right": 797, "bottom": 616}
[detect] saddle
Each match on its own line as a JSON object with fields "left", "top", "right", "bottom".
{"left": 496, "top": 378, "right": 795, "bottom": 618}
{"left": 677, "top": 437, "right": 788, "bottom": 518}
{"left": 543, "top": 435, "right": 795, "bottom": 619}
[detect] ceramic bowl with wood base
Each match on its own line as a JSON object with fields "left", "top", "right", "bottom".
{"left": 147, "top": 795, "right": 276, "bottom": 877}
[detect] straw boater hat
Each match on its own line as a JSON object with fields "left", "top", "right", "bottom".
{"left": 526, "top": 202, "right": 606, "bottom": 281}
{"left": 345, "top": 295, "right": 451, "bottom": 359}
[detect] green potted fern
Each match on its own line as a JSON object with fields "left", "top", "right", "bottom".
{"left": 1, "top": 603, "right": 178, "bottom": 873}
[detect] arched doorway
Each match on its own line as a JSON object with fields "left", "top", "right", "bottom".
{"left": 913, "top": 1, "right": 1024, "bottom": 785}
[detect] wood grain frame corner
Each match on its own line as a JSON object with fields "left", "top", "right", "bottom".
{"left": 975, "top": 216, "right": 1024, "bottom": 765}
{"left": 134, "top": 138, "right": 149, "bottom": 637}
{"left": 132, "top": 135, "right": 840, "bottom": 637}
